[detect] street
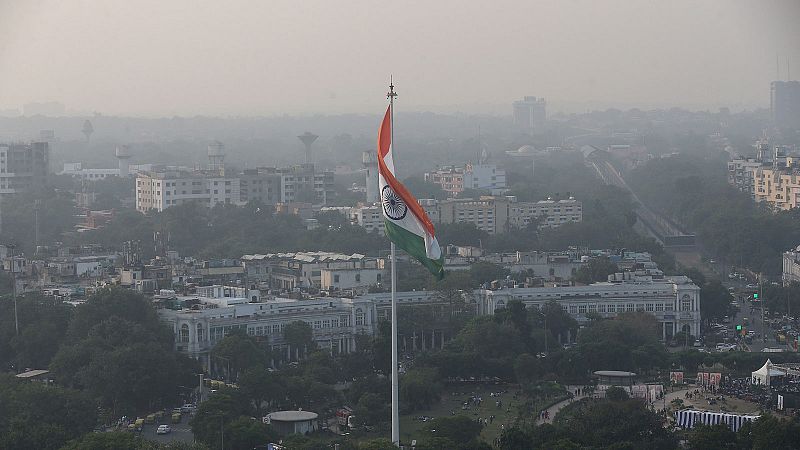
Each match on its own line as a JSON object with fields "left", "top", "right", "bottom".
{"left": 136, "top": 414, "right": 194, "bottom": 444}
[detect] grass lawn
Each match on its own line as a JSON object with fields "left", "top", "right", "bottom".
{"left": 399, "top": 383, "right": 525, "bottom": 445}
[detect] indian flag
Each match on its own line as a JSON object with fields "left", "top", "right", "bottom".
{"left": 377, "top": 105, "right": 444, "bottom": 279}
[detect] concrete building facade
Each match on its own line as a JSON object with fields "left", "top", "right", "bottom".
{"left": 783, "top": 247, "right": 800, "bottom": 285}
{"left": 0, "top": 142, "right": 49, "bottom": 198}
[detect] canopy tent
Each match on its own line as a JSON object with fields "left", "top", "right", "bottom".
{"left": 752, "top": 359, "right": 786, "bottom": 386}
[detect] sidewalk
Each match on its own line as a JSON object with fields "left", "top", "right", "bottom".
{"left": 535, "top": 385, "right": 588, "bottom": 424}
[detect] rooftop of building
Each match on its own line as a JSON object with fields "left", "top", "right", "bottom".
{"left": 241, "top": 252, "right": 367, "bottom": 262}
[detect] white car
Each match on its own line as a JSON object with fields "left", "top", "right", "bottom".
{"left": 156, "top": 425, "right": 171, "bottom": 435}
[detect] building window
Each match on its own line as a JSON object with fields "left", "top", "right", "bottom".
{"left": 197, "top": 323, "right": 204, "bottom": 342}
{"left": 681, "top": 295, "right": 692, "bottom": 311}
{"left": 334, "top": 274, "right": 340, "bottom": 283}
{"left": 180, "top": 324, "right": 189, "bottom": 343}
{"left": 355, "top": 274, "right": 361, "bottom": 282}
{"left": 355, "top": 308, "right": 365, "bottom": 326}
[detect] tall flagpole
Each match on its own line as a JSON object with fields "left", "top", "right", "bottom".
{"left": 388, "top": 78, "right": 400, "bottom": 447}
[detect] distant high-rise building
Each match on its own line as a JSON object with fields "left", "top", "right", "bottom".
{"left": 0, "top": 142, "right": 50, "bottom": 198}
{"left": 771, "top": 81, "right": 800, "bottom": 129}
{"left": 513, "top": 96, "right": 547, "bottom": 133}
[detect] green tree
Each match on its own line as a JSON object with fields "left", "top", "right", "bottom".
{"left": 60, "top": 432, "right": 138, "bottom": 450}
{"left": 359, "top": 438, "right": 398, "bottom": 450}
{"left": 573, "top": 257, "right": 619, "bottom": 284}
{"left": 514, "top": 353, "right": 542, "bottom": 385}
{"left": 605, "top": 386, "right": 629, "bottom": 401}
{"left": 468, "top": 261, "right": 510, "bottom": 286}
{"left": 212, "top": 330, "right": 268, "bottom": 381}
{"left": 0, "top": 293, "right": 72, "bottom": 371}
{"left": 190, "top": 392, "right": 250, "bottom": 448}
{"left": 354, "top": 392, "right": 390, "bottom": 426}
{"left": 49, "top": 288, "right": 198, "bottom": 416}
{"left": 400, "top": 367, "right": 443, "bottom": 411}
{"left": 687, "top": 424, "right": 738, "bottom": 450}
{"left": 283, "top": 321, "right": 315, "bottom": 361}
{"left": 238, "top": 367, "right": 284, "bottom": 416}
{"left": 0, "top": 373, "right": 97, "bottom": 450}
{"left": 747, "top": 414, "right": 800, "bottom": 450}
{"left": 224, "top": 416, "right": 278, "bottom": 450}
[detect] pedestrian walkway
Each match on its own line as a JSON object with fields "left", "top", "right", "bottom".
{"left": 535, "top": 385, "right": 588, "bottom": 424}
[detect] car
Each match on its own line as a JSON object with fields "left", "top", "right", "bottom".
{"left": 746, "top": 284, "right": 758, "bottom": 289}
{"left": 181, "top": 404, "right": 196, "bottom": 413}
{"left": 157, "top": 425, "right": 171, "bottom": 435}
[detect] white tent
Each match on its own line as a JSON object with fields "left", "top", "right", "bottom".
{"left": 752, "top": 359, "right": 786, "bottom": 386}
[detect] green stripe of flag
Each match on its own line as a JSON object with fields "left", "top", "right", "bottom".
{"left": 384, "top": 219, "right": 444, "bottom": 280}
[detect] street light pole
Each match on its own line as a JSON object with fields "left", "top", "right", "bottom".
{"left": 760, "top": 274, "right": 765, "bottom": 345}
{"left": 9, "top": 244, "right": 18, "bottom": 336}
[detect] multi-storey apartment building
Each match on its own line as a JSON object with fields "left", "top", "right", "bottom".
{"left": 727, "top": 159, "right": 762, "bottom": 195}
{"left": 238, "top": 168, "right": 282, "bottom": 205}
{"left": 753, "top": 166, "right": 800, "bottom": 211}
{"left": 783, "top": 247, "right": 800, "bottom": 285}
{"left": 511, "top": 197, "right": 583, "bottom": 228}
{"left": 419, "top": 196, "right": 582, "bottom": 234}
{"left": 276, "top": 164, "right": 335, "bottom": 204}
{"left": 425, "top": 163, "right": 507, "bottom": 196}
{"left": 136, "top": 169, "right": 242, "bottom": 212}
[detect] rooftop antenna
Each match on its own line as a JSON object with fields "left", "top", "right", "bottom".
{"left": 297, "top": 132, "right": 318, "bottom": 164}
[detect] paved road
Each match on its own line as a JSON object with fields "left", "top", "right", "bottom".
{"left": 137, "top": 414, "right": 194, "bottom": 444}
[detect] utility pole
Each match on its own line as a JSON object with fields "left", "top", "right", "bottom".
{"left": 9, "top": 243, "right": 18, "bottom": 336}
{"left": 760, "top": 273, "right": 766, "bottom": 345}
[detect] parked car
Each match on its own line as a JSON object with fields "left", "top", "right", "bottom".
{"left": 157, "top": 425, "right": 171, "bottom": 435}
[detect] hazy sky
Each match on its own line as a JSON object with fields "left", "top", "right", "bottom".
{"left": 1, "top": 0, "right": 798, "bottom": 116}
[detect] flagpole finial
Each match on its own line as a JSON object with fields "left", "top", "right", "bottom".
{"left": 387, "top": 77, "right": 397, "bottom": 102}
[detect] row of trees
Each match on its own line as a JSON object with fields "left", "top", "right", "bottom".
{"left": 0, "top": 288, "right": 203, "bottom": 450}
{"left": 627, "top": 153, "right": 800, "bottom": 276}
{"left": 499, "top": 394, "right": 800, "bottom": 450}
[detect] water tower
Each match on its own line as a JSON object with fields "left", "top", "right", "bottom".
{"left": 297, "top": 132, "right": 318, "bottom": 164}
{"left": 207, "top": 141, "right": 226, "bottom": 175}
{"left": 82, "top": 119, "right": 94, "bottom": 141}
{"left": 115, "top": 145, "right": 132, "bottom": 177}
{"left": 363, "top": 150, "right": 379, "bottom": 203}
